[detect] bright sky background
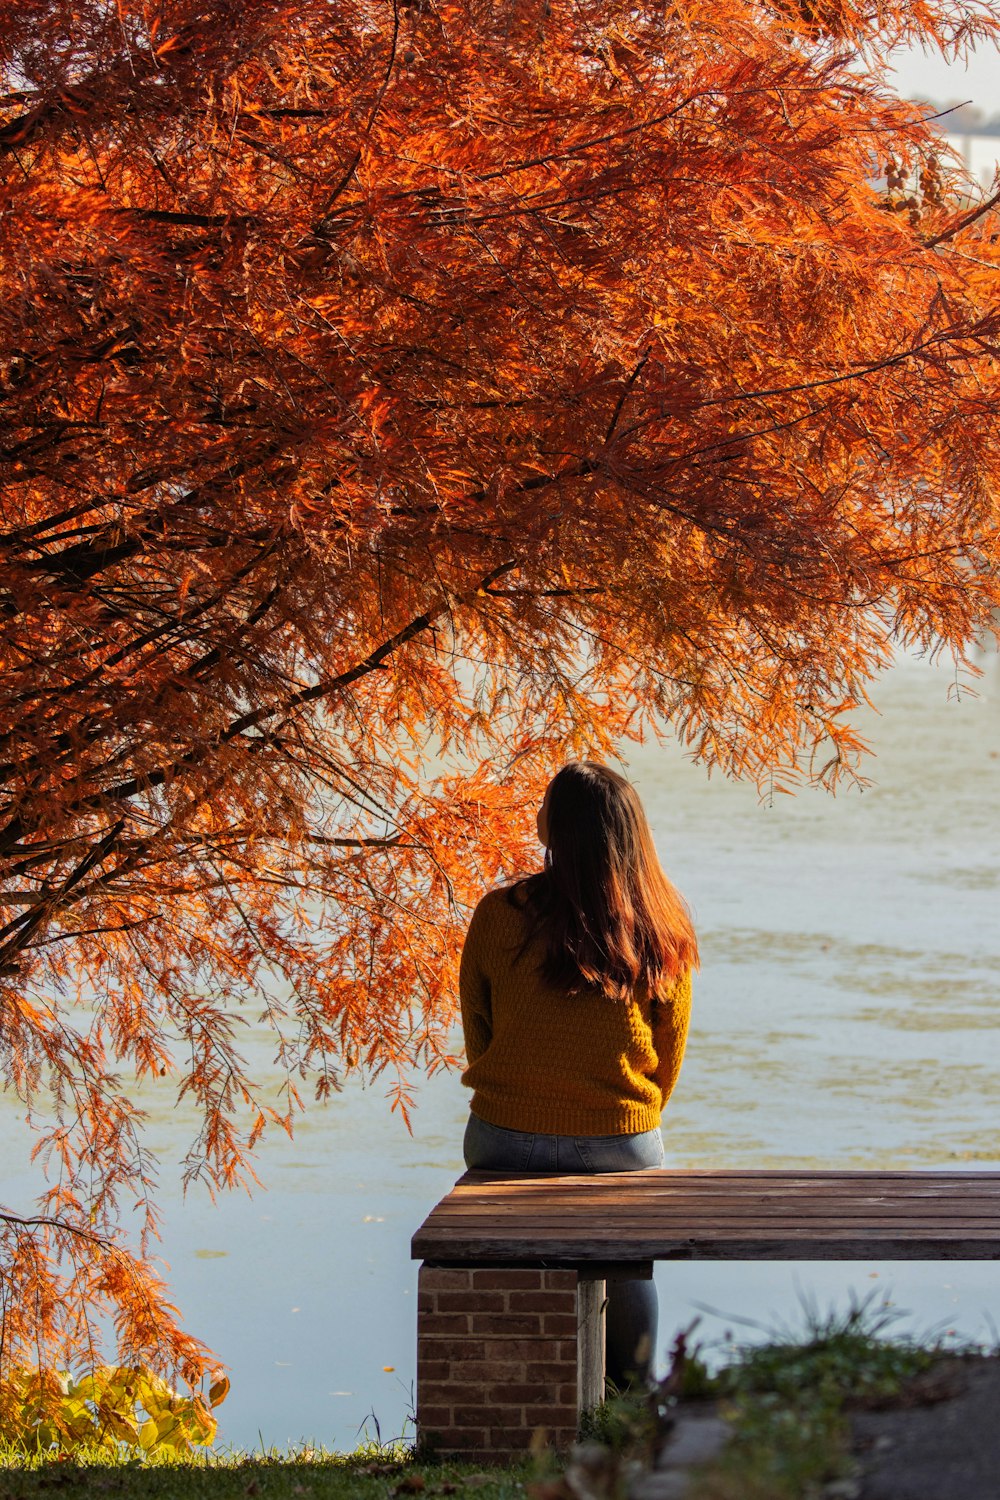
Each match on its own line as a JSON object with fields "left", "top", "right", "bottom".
{"left": 888, "top": 41, "right": 1000, "bottom": 114}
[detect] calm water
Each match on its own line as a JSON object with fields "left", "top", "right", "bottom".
{"left": 3, "top": 652, "right": 999, "bottom": 1449}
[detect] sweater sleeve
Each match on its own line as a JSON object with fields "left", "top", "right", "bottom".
{"left": 650, "top": 967, "right": 693, "bottom": 1108}
{"left": 459, "top": 897, "right": 493, "bottom": 1066}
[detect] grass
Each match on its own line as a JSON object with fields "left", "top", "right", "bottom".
{"left": 712, "top": 1292, "right": 937, "bottom": 1403}
{"left": 0, "top": 1442, "right": 536, "bottom": 1500}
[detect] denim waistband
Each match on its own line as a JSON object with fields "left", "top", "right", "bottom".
{"left": 463, "top": 1112, "right": 664, "bottom": 1174}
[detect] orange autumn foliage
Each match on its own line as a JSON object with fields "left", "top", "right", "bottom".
{"left": 2, "top": 0, "right": 1000, "bottom": 1395}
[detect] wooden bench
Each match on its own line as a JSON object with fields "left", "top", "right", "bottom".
{"left": 411, "top": 1168, "right": 1000, "bottom": 1462}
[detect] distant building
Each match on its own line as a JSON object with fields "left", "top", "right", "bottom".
{"left": 943, "top": 133, "right": 1000, "bottom": 190}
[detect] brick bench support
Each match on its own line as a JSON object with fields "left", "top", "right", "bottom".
{"left": 416, "top": 1264, "right": 608, "bottom": 1462}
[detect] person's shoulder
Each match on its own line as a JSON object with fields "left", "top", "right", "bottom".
{"left": 466, "top": 880, "right": 538, "bottom": 945}
{"left": 471, "top": 882, "right": 530, "bottom": 925}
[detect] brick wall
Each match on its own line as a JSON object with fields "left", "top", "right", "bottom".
{"left": 416, "top": 1264, "right": 602, "bottom": 1463}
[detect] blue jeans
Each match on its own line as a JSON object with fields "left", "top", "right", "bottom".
{"left": 463, "top": 1114, "right": 662, "bottom": 1390}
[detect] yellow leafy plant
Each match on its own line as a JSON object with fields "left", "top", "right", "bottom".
{"left": 0, "top": 1364, "right": 230, "bottom": 1456}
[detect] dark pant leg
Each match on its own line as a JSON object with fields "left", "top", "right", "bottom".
{"left": 605, "top": 1277, "right": 658, "bottom": 1390}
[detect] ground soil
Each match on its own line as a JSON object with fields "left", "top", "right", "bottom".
{"left": 849, "top": 1354, "right": 1000, "bottom": 1500}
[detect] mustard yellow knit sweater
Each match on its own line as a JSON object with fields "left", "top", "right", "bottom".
{"left": 459, "top": 887, "right": 693, "bottom": 1136}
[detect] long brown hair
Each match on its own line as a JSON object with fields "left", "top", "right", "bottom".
{"left": 512, "top": 761, "right": 699, "bottom": 1000}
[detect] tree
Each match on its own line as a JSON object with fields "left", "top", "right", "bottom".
{"left": 1, "top": 0, "right": 999, "bottom": 1397}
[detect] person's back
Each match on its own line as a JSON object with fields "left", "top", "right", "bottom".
{"left": 458, "top": 760, "right": 698, "bottom": 1386}
{"left": 461, "top": 886, "right": 692, "bottom": 1140}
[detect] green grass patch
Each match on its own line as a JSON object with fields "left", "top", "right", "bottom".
{"left": 0, "top": 1443, "right": 534, "bottom": 1500}
{"left": 712, "top": 1297, "right": 935, "bottom": 1406}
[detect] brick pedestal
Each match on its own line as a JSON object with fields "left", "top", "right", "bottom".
{"left": 416, "top": 1264, "right": 605, "bottom": 1463}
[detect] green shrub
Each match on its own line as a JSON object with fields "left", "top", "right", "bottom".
{"left": 0, "top": 1365, "right": 228, "bottom": 1456}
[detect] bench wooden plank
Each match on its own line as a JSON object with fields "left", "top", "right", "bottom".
{"left": 439, "top": 1185, "right": 1000, "bottom": 1198}
{"left": 423, "top": 1202, "right": 1000, "bottom": 1212}
{"left": 442, "top": 1179, "right": 1000, "bottom": 1194}
{"left": 443, "top": 1175, "right": 1000, "bottom": 1191}
{"left": 411, "top": 1170, "right": 1000, "bottom": 1263}
{"left": 416, "top": 1236, "right": 1000, "bottom": 1261}
{"left": 452, "top": 1170, "right": 1000, "bottom": 1180}
{"left": 422, "top": 1215, "right": 1000, "bottom": 1226}
{"left": 434, "top": 1199, "right": 1000, "bottom": 1212}
{"left": 439, "top": 1194, "right": 1000, "bottom": 1205}
{"left": 431, "top": 1200, "right": 1000, "bottom": 1215}
{"left": 434, "top": 1194, "right": 1000, "bottom": 1206}
{"left": 420, "top": 1227, "right": 1000, "bottom": 1237}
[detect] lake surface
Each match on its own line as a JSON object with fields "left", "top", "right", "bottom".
{"left": 4, "top": 651, "right": 999, "bottom": 1450}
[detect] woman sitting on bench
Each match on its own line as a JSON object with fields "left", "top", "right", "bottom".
{"left": 459, "top": 759, "right": 698, "bottom": 1391}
